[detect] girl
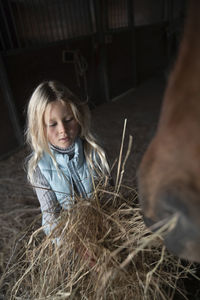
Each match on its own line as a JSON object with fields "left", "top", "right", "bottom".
{"left": 25, "top": 80, "right": 110, "bottom": 239}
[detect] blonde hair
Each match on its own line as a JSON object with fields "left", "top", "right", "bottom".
{"left": 25, "top": 80, "right": 110, "bottom": 183}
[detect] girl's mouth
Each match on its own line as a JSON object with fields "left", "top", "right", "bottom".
{"left": 59, "top": 137, "right": 70, "bottom": 141}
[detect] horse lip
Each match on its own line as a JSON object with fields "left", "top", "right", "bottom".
{"left": 154, "top": 213, "right": 200, "bottom": 261}
{"left": 143, "top": 213, "right": 179, "bottom": 233}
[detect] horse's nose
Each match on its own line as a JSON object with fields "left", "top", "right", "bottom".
{"left": 142, "top": 188, "right": 200, "bottom": 261}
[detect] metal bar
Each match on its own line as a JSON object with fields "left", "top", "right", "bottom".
{"left": 120, "top": 0, "right": 122, "bottom": 27}
{"left": 0, "top": 53, "right": 23, "bottom": 145}
{"left": 128, "top": 0, "right": 137, "bottom": 86}
{"left": 114, "top": 0, "right": 116, "bottom": 29}
{"left": 124, "top": 0, "right": 128, "bottom": 27}
{"left": 40, "top": 0, "right": 50, "bottom": 43}
{"left": 115, "top": 0, "right": 118, "bottom": 29}
{"left": 107, "top": 0, "right": 110, "bottom": 31}
{"left": 49, "top": 0, "right": 57, "bottom": 41}
{"left": 166, "top": 0, "right": 171, "bottom": 22}
{"left": 79, "top": 0, "right": 86, "bottom": 36}
{"left": 87, "top": 0, "right": 95, "bottom": 34}
{"left": 162, "top": 0, "right": 167, "bottom": 21}
{"left": 20, "top": 0, "right": 32, "bottom": 46}
{"left": 89, "top": 0, "right": 97, "bottom": 33}
{"left": 93, "top": 0, "right": 110, "bottom": 101}
{"left": 53, "top": 0, "right": 62, "bottom": 41}
{"left": 46, "top": 0, "right": 55, "bottom": 42}
{"left": 31, "top": 0, "right": 43, "bottom": 45}
{"left": 102, "top": 0, "right": 107, "bottom": 32}
{"left": 121, "top": 0, "right": 124, "bottom": 27}
{"left": 24, "top": 0, "right": 36, "bottom": 47}
{"left": 83, "top": 0, "right": 91, "bottom": 35}
{"left": 122, "top": 0, "right": 125, "bottom": 27}
{"left": 7, "top": 0, "right": 21, "bottom": 48}
{"left": 29, "top": 0, "right": 42, "bottom": 45}
{"left": 57, "top": 0, "right": 65, "bottom": 40}
{"left": 15, "top": 1, "right": 27, "bottom": 47}
{"left": 60, "top": 0, "right": 68, "bottom": 39}
{"left": 37, "top": 0, "right": 46, "bottom": 43}
{"left": 58, "top": 0, "right": 64, "bottom": 40}
{"left": 0, "top": 1, "right": 14, "bottom": 49}
{"left": 128, "top": 0, "right": 133, "bottom": 28}
{"left": 109, "top": 0, "right": 113, "bottom": 30}
{"left": 74, "top": 0, "right": 80, "bottom": 37}
{"left": 64, "top": 1, "right": 72, "bottom": 38}
{"left": 73, "top": 0, "right": 80, "bottom": 37}
{"left": 84, "top": 0, "right": 90, "bottom": 35}
{"left": 80, "top": 0, "right": 85, "bottom": 36}
{"left": 0, "top": 28, "right": 6, "bottom": 51}
{"left": 118, "top": 0, "right": 121, "bottom": 28}
{"left": 63, "top": 1, "right": 71, "bottom": 39}
{"left": 85, "top": 0, "right": 92, "bottom": 34}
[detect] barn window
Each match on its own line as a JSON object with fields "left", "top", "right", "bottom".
{"left": 105, "top": 0, "right": 128, "bottom": 31}
{"left": 0, "top": 0, "right": 94, "bottom": 50}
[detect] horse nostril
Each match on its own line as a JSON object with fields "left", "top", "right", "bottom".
{"left": 143, "top": 215, "right": 154, "bottom": 227}
{"left": 157, "top": 188, "right": 189, "bottom": 220}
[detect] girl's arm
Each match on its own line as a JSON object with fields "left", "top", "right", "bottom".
{"left": 33, "top": 166, "right": 61, "bottom": 236}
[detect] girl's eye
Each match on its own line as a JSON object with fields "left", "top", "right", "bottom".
{"left": 64, "top": 117, "right": 73, "bottom": 123}
{"left": 49, "top": 123, "right": 57, "bottom": 127}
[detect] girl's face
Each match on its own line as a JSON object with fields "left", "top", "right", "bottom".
{"left": 44, "top": 100, "right": 80, "bottom": 149}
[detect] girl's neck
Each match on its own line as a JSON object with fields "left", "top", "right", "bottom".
{"left": 50, "top": 142, "right": 75, "bottom": 154}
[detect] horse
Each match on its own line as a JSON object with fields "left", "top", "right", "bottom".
{"left": 138, "top": 0, "right": 200, "bottom": 262}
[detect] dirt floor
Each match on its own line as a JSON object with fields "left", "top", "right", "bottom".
{"left": 1, "top": 76, "right": 200, "bottom": 299}
{"left": 92, "top": 76, "right": 164, "bottom": 186}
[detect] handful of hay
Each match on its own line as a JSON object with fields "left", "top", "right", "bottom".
{"left": 1, "top": 185, "right": 196, "bottom": 300}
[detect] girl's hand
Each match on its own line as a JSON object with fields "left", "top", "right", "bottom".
{"left": 82, "top": 249, "right": 96, "bottom": 268}
{"left": 76, "top": 246, "right": 96, "bottom": 268}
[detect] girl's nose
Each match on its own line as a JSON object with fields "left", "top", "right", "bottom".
{"left": 58, "top": 122, "right": 67, "bottom": 134}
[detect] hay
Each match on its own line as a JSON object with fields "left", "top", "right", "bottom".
{"left": 0, "top": 136, "right": 199, "bottom": 299}
{"left": 1, "top": 185, "right": 197, "bottom": 300}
